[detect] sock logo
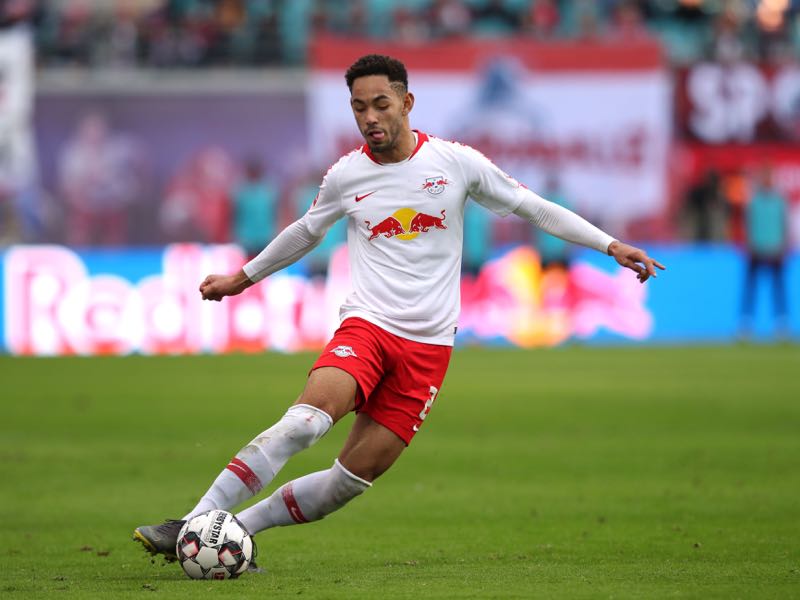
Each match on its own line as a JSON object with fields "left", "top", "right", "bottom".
{"left": 282, "top": 484, "right": 309, "bottom": 524}
{"left": 330, "top": 345, "right": 357, "bottom": 358}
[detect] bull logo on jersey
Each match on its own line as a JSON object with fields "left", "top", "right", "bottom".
{"left": 365, "top": 208, "right": 447, "bottom": 241}
{"left": 421, "top": 176, "right": 450, "bottom": 195}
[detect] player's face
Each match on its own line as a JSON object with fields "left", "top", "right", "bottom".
{"left": 350, "top": 75, "right": 412, "bottom": 154}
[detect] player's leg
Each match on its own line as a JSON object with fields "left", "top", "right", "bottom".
{"left": 133, "top": 367, "right": 357, "bottom": 559}
{"left": 236, "top": 413, "right": 405, "bottom": 534}
{"left": 236, "top": 331, "right": 452, "bottom": 535}
{"left": 183, "top": 367, "right": 357, "bottom": 520}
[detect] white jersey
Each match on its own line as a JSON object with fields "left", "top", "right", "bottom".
{"left": 303, "top": 132, "right": 531, "bottom": 346}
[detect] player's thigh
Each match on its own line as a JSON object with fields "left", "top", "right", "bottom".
{"left": 338, "top": 413, "right": 406, "bottom": 482}
{"left": 295, "top": 366, "right": 358, "bottom": 424}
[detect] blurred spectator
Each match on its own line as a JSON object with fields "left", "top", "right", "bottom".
{"left": 0, "top": 188, "right": 19, "bottom": 245}
{"left": 160, "top": 146, "right": 237, "bottom": 243}
{"left": 709, "top": 9, "right": 750, "bottom": 63}
{"left": 57, "top": 113, "right": 147, "bottom": 246}
{"left": 573, "top": 1, "right": 603, "bottom": 41}
{"left": 754, "top": 1, "right": 793, "bottom": 63}
{"left": 741, "top": 165, "right": 790, "bottom": 337}
{"left": 393, "top": 7, "right": 431, "bottom": 43}
{"left": 346, "top": 0, "right": 369, "bottom": 38}
{"left": 471, "top": 0, "right": 522, "bottom": 37}
{"left": 49, "top": 0, "right": 96, "bottom": 66}
{"left": 721, "top": 170, "right": 750, "bottom": 243}
{"left": 535, "top": 173, "right": 573, "bottom": 269}
{"left": 523, "top": 0, "right": 560, "bottom": 39}
{"left": 99, "top": 2, "right": 140, "bottom": 68}
{"left": 685, "top": 170, "right": 727, "bottom": 242}
{"left": 249, "top": 11, "right": 282, "bottom": 64}
{"left": 0, "top": 0, "right": 36, "bottom": 27}
{"left": 232, "top": 158, "right": 279, "bottom": 258}
{"left": 141, "top": 8, "right": 210, "bottom": 67}
{"left": 427, "top": 0, "right": 472, "bottom": 39}
{"left": 608, "top": 1, "right": 651, "bottom": 42}
{"left": 208, "top": 0, "right": 246, "bottom": 64}
{"left": 308, "top": 1, "right": 333, "bottom": 38}
{"left": 674, "top": 1, "right": 707, "bottom": 23}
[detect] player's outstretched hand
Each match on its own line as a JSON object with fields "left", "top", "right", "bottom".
{"left": 199, "top": 270, "right": 253, "bottom": 301}
{"left": 607, "top": 241, "right": 666, "bottom": 284}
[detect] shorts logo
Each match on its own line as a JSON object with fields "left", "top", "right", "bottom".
{"left": 330, "top": 345, "right": 357, "bottom": 358}
{"left": 421, "top": 176, "right": 450, "bottom": 195}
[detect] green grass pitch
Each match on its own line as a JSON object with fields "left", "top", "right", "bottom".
{"left": 1, "top": 345, "right": 799, "bottom": 598}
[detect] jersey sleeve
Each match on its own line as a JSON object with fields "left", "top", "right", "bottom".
{"left": 304, "top": 165, "right": 346, "bottom": 237}
{"left": 458, "top": 144, "right": 527, "bottom": 216}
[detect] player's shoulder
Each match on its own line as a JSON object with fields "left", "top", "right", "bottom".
{"left": 423, "top": 133, "right": 483, "bottom": 162}
{"left": 323, "top": 146, "right": 364, "bottom": 179}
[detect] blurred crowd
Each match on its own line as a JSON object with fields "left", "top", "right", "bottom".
{"left": 0, "top": 0, "right": 798, "bottom": 67}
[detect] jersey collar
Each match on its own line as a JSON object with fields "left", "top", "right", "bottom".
{"left": 362, "top": 130, "right": 428, "bottom": 165}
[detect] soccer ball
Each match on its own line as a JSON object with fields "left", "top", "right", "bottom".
{"left": 176, "top": 510, "right": 254, "bottom": 580}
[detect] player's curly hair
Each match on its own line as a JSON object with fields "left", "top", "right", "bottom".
{"left": 345, "top": 54, "right": 408, "bottom": 94}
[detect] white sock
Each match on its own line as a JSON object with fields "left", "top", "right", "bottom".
{"left": 182, "top": 404, "right": 332, "bottom": 520}
{"left": 236, "top": 459, "right": 371, "bottom": 534}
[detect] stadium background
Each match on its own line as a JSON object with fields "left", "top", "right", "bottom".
{"left": 1, "top": 0, "right": 799, "bottom": 353}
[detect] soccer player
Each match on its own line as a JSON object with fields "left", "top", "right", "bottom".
{"left": 134, "top": 54, "right": 665, "bottom": 561}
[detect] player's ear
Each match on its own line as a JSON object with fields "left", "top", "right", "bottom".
{"left": 403, "top": 92, "right": 414, "bottom": 116}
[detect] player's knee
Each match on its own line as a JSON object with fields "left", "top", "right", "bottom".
{"left": 337, "top": 456, "right": 385, "bottom": 483}
{"left": 237, "top": 404, "right": 333, "bottom": 477}
{"left": 294, "top": 395, "right": 344, "bottom": 423}
{"left": 284, "top": 404, "right": 333, "bottom": 444}
{"left": 327, "top": 459, "right": 372, "bottom": 507}
{"left": 297, "top": 368, "right": 358, "bottom": 422}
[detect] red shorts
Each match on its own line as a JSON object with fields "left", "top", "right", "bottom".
{"left": 311, "top": 318, "right": 452, "bottom": 445}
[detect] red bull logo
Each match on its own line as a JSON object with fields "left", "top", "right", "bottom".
{"left": 410, "top": 210, "right": 447, "bottom": 232}
{"left": 421, "top": 176, "right": 450, "bottom": 195}
{"left": 365, "top": 208, "right": 447, "bottom": 241}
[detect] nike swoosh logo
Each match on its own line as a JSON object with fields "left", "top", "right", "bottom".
{"left": 355, "top": 191, "right": 376, "bottom": 202}
{"left": 412, "top": 425, "right": 419, "bottom": 432}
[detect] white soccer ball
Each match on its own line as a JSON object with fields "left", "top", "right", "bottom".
{"left": 176, "top": 510, "right": 254, "bottom": 580}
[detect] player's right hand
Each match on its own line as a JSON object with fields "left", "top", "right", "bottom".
{"left": 199, "top": 270, "right": 252, "bottom": 301}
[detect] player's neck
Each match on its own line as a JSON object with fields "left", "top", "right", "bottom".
{"left": 372, "top": 128, "right": 417, "bottom": 164}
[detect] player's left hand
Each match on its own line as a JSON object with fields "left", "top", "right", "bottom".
{"left": 607, "top": 241, "right": 666, "bottom": 283}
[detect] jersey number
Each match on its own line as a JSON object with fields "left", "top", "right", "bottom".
{"left": 418, "top": 386, "right": 439, "bottom": 421}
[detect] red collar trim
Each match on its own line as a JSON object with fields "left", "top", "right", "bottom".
{"left": 361, "top": 142, "right": 380, "bottom": 164}
{"left": 409, "top": 130, "right": 428, "bottom": 159}
{"left": 361, "top": 130, "right": 428, "bottom": 165}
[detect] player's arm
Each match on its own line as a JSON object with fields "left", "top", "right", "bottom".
{"left": 199, "top": 217, "right": 325, "bottom": 301}
{"left": 461, "top": 144, "right": 665, "bottom": 283}
{"left": 512, "top": 192, "right": 666, "bottom": 283}
{"left": 200, "top": 171, "right": 344, "bottom": 302}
